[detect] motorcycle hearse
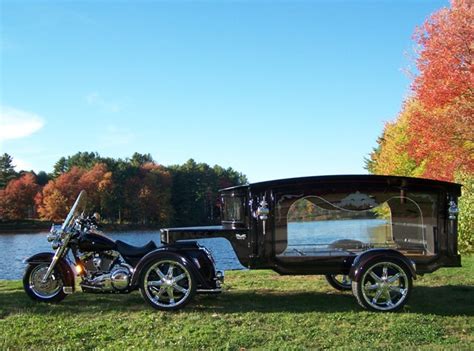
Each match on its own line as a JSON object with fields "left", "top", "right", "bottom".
{"left": 24, "top": 175, "right": 462, "bottom": 312}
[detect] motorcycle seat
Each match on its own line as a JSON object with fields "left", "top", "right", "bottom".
{"left": 115, "top": 240, "right": 157, "bottom": 257}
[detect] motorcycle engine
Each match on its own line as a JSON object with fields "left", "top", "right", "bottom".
{"left": 81, "top": 251, "right": 117, "bottom": 274}
{"left": 80, "top": 251, "right": 132, "bottom": 293}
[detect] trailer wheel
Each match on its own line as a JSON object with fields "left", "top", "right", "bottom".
{"left": 352, "top": 259, "right": 412, "bottom": 312}
{"left": 325, "top": 274, "right": 352, "bottom": 291}
{"left": 140, "top": 257, "right": 196, "bottom": 311}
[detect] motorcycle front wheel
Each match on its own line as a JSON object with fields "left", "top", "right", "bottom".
{"left": 23, "top": 263, "right": 66, "bottom": 303}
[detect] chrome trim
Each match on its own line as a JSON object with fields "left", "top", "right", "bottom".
{"left": 196, "top": 288, "right": 222, "bottom": 293}
{"left": 235, "top": 233, "right": 247, "bottom": 240}
{"left": 410, "top": 260, "right": 416, "bottom": 273}
{"left": 63, "top": 286, "right": 74, "bottom": 294}
{"left": 448, "top": 200, "right": 459, "bottom": 220}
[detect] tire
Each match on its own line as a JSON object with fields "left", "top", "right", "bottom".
{"left": 139, "top": 257, "right": 196, "bottom": 311}
{"left": 23, "top": 263, "right": 66, "bottom": 303}
{"left": 352, "top": 259, "right": 412, "bottom": 312}
{"left": 325, "top": 274, "right": 352, "bottom": 291}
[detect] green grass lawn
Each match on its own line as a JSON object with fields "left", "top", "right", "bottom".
{"left": 1, "top": 257, "right": 473, "bottom": 350}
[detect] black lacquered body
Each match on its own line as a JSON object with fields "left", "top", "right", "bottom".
{"left": 78, "top": 232, "right": 117, "bottom": 252}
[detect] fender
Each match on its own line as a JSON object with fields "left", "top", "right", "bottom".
{"left": 349, "top": 249, "right": 416, "bottom": 282}
{"left": 130, "top": 248, "right": 212, "bottom": 289}
{"left": 24, "top": 252, "right": 76, "bottom": 292}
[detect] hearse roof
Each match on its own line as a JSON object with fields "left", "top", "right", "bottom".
{"left": 219, "top": 174, "right": 461, "bottom": 194}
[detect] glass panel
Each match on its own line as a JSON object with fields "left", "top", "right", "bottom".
{"left": 222, "top": 196, "right": 244, "bottom": 223}
{"left": 276, "top": 191, "right": 434, "bottom": 257}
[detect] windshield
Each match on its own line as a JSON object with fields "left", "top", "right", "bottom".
{"left": 61, "top": 190, "right": 88, "bottom": 230}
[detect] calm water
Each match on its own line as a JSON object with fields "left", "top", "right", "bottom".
{"left": 0, "top": 231, "right": 244, "bottom": 280}
{"left": 287, "top": 219, "right": 390, "bottom": 246}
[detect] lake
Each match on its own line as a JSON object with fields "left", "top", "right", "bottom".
{"left": 0, "top": 231, "right": 245, "bottom": 280}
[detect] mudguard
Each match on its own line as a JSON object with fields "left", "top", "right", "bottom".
{"left": 130, "top": 247, "right": 215, "bottom": 290}
{"left": 349, "top": 249, "right": 417, "bottom": 282}
{"left": 25, "top": 252, "right": 76, "bottom": 292}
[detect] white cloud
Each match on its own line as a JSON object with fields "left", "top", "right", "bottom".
{"left": 0, "top": 106, "right": 45, "bottom": 142}
{"left": 86, "top": 92, "right": 121, "bottom": 113}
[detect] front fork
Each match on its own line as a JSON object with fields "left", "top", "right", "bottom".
{"left": 42, "top": 239, "right": 69, "bottom": 283}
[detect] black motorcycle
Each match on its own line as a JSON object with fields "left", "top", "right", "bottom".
{"left": 23, "top": 190, "right": 223, "bottom": 310}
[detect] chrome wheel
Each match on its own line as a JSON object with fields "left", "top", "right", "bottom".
{"left": 24, "top": 263, "right": 64, "bottom": 301}
{"left": 354, "top": 261, "right": 412, "bottom": 312}
{"left": 141, "top": 259, "right": 195, "bottom": 310}
{"left": 325, "top": 274, "right": 352, "bottom": 291}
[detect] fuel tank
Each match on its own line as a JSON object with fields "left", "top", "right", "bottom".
{"left": 78, "top": 232, "right": 116, "bottom": 252}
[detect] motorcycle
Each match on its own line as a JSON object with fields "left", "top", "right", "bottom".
{"left": 23, "top": 190, "right": 223, "bottom": 310}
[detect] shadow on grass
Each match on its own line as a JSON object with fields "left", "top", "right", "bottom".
{"left": 1, "top": 283, "right": 473, "bottom": 318}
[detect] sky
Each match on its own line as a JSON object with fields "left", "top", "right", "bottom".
{"left": 0, "top": 0, "right": 449, "bottom": 182}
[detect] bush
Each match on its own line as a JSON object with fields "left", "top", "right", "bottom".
{"left": 456, "top": 172, "right": 473, "bottom": 254}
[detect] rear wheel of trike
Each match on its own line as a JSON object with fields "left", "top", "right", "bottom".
{"left": 23, "top": 263, "right": 66, "bottom": 303}
{"left": 352, "top": 259, "right": 412, "bottom": 312}
{"left": 139, "top": 257, "right": 196, "bottom": 311}
{"left": 325, "top": 274, "right": 352, "bottom": 291}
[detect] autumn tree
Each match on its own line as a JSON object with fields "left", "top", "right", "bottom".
{"left": 412, "top": 0, "right": 473, "bottom": 109}
{"left": 369, "top": 0, "right": 473, "bottom": 181}
{"left": 36, "top": 164, "right": 112, "bottom": 221}
{"left": 36, "top": 167, "right": 85, "bottom": 221}
{"left": 5, "top": 151, "right": 247, "bottom": 226}
{"left": 366, "top": 100, "right": 425, "bottom": 177}
{"left": 407, "top": 0, "right": 473, "bottom": 180}
{"left": 0, "top": 173, "right": 40, "bottom": 220}
{"left": 368, "top": 0, "right": 473, "bottom": 251}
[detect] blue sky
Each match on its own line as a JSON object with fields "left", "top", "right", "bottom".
{"left": 0, "top": 0, "right": 448, "bottom": 182}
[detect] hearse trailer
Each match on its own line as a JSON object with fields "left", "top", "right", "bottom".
{"left": 159, "top": 175, "right": 461, "bottom": 312}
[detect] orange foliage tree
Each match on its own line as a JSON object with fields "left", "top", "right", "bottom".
{"left": 412, "top": 0, "right": 473, "bottom": 109}
{"left": 368, "top": 0, "right": 473, "bottom": 182}
{"left": 36, "top": 164, "right": 112, "bottom": 221}
{"left": 407, "top": 0, "right": 473, "bottom": 180}
{"left": 0, "top": 173, "right": 40, "bottom": 220}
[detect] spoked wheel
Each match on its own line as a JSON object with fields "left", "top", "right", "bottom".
{"left": 140, "top": 258, "right": 196, "bottom": 311}
{"left": 325, "top": 274, "right": 352, "bottom": 291}
{"left": 23, "top": 263, "right": 66, "bottom": 303}
{"left": 352, "top": 260, "right": 412, "bottom": 312}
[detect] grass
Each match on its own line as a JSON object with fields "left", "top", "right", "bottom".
{"left": 1, "top": 257, "right": 473, "bottom": 350}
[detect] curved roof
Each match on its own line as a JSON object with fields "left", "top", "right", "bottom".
{"left": 220, "top": 174, "right": 461, "bottom": 193}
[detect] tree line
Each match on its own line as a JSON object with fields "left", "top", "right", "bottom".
{"left": 366, "top": 0, "right": 473, "bottom": 252}
{"left": 0, "top": 152, "right": 247, "bottom": 227}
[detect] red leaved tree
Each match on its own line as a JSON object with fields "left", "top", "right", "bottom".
{"left": 0, "top": 173, "right": 40, "bottom": 220}
{"left": 36, "top": 164, "right": 113, "bottom": 221}
{"left": 407, "top": 0, "right": 474, "bottom": 181}
{"left": 412, "top": 0, "right": 473, "bottom": 109}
